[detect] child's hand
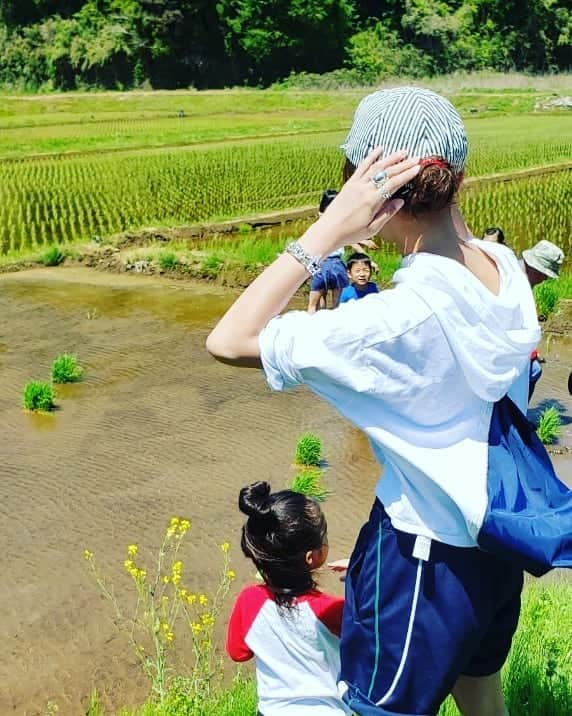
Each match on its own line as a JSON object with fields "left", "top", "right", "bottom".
{"left": 328, "top": 559, "right": 349, "bottom": 581}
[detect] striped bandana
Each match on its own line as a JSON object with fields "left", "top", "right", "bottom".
{"left": 342, "top": 87, "right": 468, "bottom": 172}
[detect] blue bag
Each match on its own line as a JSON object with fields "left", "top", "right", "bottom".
{"left": 478, "top": 396, "right": 572, "bottom": 577}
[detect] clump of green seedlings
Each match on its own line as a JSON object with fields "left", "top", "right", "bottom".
{"left": 290, "top": 468, "right": 330, "bottom": 502}
{"left": 295, "top": 432, "right": 322, "bottom": 466}
{"left": 534, "top": 280, "right": 559, "bottom": 320}
{"left": 201, "top": 254, "right": 224, "bottom": 279}
{"left": 51, "top": 353, "right": 83, "bottom": 383}
{"left": 22, "top": 381, "right": 55, "bottom": 412}
{"left": 41, "top": 245, "right": 65, "bottom": 266}
{"left": 158, "top": 251, "right": 179, "bottom": 271}
{"left": 536, "top": 406, "right": 562, "bottom": 445}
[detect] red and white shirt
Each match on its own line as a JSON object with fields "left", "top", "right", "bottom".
{"left": 226, "top": 584, "right": 350, "bottom": 715}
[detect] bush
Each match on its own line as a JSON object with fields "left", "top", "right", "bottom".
{"left": 41, "top": 245, "right": 65, "bottom": 266}
{"left": 536, "top": 406, "right": 562, "bottom": 445}
{"left": 294, "top": 433, "right": 322, "bottom": 466}
{"left": 22, "top": 381, "right": 55, "bottom": 411}
{"left": 534, "top": 280, "right": 559, "bottom": 319}
{"left": 290, "top": 468, "right": 330, "bottom": 502}
{"left": 51, "top": 353, "right": 83, "bottom": 383}
{"left": 158, "top": 252, "right": 178, "bottom": 271}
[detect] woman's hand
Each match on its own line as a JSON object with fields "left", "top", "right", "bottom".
{"left": 206, "top": 148, "right": 419, "bottom": 366}
{"left": 315, "top": 149, "right": 420, "bottom": 253}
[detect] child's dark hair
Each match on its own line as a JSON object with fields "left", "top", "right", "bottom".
{"left": 239, "top": 481, "right": 327, "bottom": 608}
{"left": 347, "top": 252, "right": 372, "bottom": 269}
{"left": 483, "top": 227, "right": 505, "bottom": 244}
{"left": 319, "top": 188, "right": 338, "bottom": 214}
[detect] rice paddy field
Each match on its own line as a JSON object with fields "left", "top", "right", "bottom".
{"left": 0, "top": 86, "right": 571, "bottom": 258}
{"left": 1, "top": 83, "right": 571, "bottom": 716}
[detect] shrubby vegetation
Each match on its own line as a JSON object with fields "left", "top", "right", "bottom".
{"left": 0, "top": 1, "right": 569, "bottom": 90}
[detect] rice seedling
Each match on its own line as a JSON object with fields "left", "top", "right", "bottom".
{"left": 22, "top": 381, "right": 55, "bottom": 412}
{"left": 295, "top": 432, "right": 322, "bottom": 466}
{"left": 41, "top": 245, "right": 65, "bottom": 266}
{"left": 290, "top": 468, "right": 331, "bottom": 502}
{"left": 0, "top": 113, "right": 570, "bottom": 259}
{"left": 51, "top": 353, "right": 83, "bottom": 383}
{"left": 536, "top": 406, "right": 563, "bottom": 445}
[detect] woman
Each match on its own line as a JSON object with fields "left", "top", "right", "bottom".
{"left": 206, "top": 88, "right": 542, "bottom": 715}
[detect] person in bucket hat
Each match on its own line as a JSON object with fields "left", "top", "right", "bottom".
{"left": 207, "top": 87, "right": 570, "bottom": 716}
{"left": 521, "top": 239, "right": 565, "bottom": 287}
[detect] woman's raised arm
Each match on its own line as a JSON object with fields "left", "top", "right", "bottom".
{"left": 206, "top": 150, "right": 420, "bottom": 367}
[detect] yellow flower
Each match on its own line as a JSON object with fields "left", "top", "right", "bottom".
{"left": 178, "top": 519, "right": 191, "bottom": 534}
{"left": 199, "top": 594, "right": 208, "bottom": 606}
{"left": 83, "top": 549, "right": 94, "bottom": 560}
{"left": 220, "top": 542, "right": 230, "bottom": 553}
{"left": 179, "top": 588, "right": 188, "bottom": 599}
{"left": 127, "top": 544, "right": 138, "bottom": 556}
{"left": 165, "top": 631, "right": 174, "bottom": 642}
{"left": 169, "top": 516, "right": 180, "bottom": 527}
{"left": 124, "top": 559, "right": 134, "bottom": 570}
{"left": 163, "top": 575, "right": 170, "bottom": 584}
{"left": 201, "top": 612, "right": 215, "bottom": 626}
{"left": 191, "top": 622, "right": 203, "bottom": 634}
{"left": 186, "top": 593, "right": 197, "bottom": 605}
{"left": 226, "top": 570, "right": 236, "bottom": 580}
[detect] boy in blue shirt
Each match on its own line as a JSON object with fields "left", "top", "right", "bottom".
{"left": 339, "top": 252, "right": 379, "bottom": 303}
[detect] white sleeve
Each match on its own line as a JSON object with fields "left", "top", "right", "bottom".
{"left": 258, "top": 289, "right": 430, "bottom": 394}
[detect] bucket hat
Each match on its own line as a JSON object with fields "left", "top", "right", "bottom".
{"left": 342, "top": 87, "right": 468, "bottom": 171}
{"left": 522, "top": 240, "right": 564, "bottom": 279}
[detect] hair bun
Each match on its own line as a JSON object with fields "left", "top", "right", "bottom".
{"left": 405, "top": 159, "right": 460, "bottom": 214}
{"left": 239, "top": 481, "right": 273, "bottom": 520}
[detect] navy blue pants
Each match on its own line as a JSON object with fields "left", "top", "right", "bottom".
{"left": 340, "top": 501, "right": 523, "bottom": 716}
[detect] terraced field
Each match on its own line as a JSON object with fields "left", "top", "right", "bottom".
{"left": 0, "top": 88, "right": 570, "bottom": 257}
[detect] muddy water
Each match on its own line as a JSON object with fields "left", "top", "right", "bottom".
{"left": 1, "top": 268, "right": 571, "bottom": 715}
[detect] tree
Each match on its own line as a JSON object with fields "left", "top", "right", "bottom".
{"left": 217, "top": 0, "right": 357, "bottom": 84}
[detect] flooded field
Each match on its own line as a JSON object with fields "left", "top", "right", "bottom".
{"left": 1, "top": 268, "right": 571, "bottom": 715}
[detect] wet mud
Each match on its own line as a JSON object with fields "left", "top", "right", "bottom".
{"left": 0, "top": 267, "right": 570, "bottom": 714}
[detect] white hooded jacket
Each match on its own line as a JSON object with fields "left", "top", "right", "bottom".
{"left": 259, "top": 240, "right": 540, "bottom": 547}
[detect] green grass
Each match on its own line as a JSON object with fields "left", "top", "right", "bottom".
{"left": 536, "top": 406, "right": 563, "bottom": 445}
{"left": 22, "top": 380, "right": 55, "bottom": 411}
{"left": 158, "top": 251, "right": 178, "bottom": 271}
{"left": 294, "top": 432, "right": 322, "bottom": 466}
{"left": 51, "top": 353, "right": 83, "bottom": 383}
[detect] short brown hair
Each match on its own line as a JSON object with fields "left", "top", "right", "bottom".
{"left": 343, "top": 157, "right": 462, "bottom": 215}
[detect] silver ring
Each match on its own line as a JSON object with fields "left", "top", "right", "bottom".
{"left": 371, "top": 170, "right": 388, "bottom": 189}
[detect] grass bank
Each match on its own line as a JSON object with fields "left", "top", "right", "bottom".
{"left": 84, "top": 580, "right": 570, "bottom": 715}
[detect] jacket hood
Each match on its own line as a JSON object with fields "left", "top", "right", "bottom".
{"left": 392, "top": 240, "right": 541, "bottom": 403}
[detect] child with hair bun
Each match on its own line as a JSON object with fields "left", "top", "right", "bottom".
{"left": 226, "top": 481, "right": 350, "bottom": 716}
